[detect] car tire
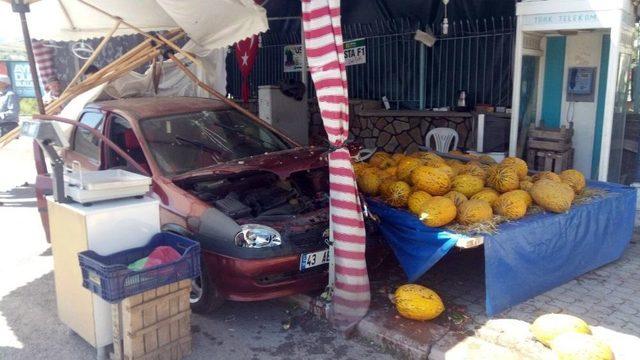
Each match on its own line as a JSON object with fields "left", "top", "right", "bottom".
{"left": 190, "top": 258, "right": 225, "bottom": 314}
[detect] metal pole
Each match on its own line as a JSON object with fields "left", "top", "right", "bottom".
{"left": 300, "top": 18, "right": 308, "bottom": 87}
{"left": 17, "top": 10, "right": 45, "bottom": 114}
{"left": 418, "top": 42, "right": 426, "bottom": 110}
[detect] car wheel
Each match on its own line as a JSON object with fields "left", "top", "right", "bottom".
{"left": 190, "top": 258, "right": 225, "bottom": 314}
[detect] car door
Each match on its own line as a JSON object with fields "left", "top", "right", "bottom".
{"left": 64, "top": 110, "right": 106, "bottom": 170}
{"left": 35, "top": 110, "right": 106, "bottom": 242}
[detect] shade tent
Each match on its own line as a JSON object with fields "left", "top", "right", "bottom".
{"left": 1, "top": 0, "right": 268, "bottom": 49}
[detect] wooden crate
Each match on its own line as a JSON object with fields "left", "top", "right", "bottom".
{"left": 527, "top": 149, "right": 574, "bottom": 173}
{"left": 527, "top": 125, "right": 573, "bottom": 153}
{"left": 112, "top": 280, "right": 192, "bottom": 360}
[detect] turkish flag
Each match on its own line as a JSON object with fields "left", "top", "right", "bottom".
{"left": 235, "top": 35, "right": 259, "bottom": 103}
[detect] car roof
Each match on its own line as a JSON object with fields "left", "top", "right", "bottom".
{"left": 86, "top": 96, "right": 231, "bottom": 120}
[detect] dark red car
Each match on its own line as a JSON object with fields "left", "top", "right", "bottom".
{"left": 34, "top": 97, "right": 383, "bottom": 312}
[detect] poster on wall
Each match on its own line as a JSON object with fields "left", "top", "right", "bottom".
{"left": 8, "top": 61, "right": 38, "bottom": 98}
{"left": 284, "top": 38, "right": 366, "bottom": 72}
{"left": 284, "top": 44, "right": 306, "bottom": 73}
{"left": 344, "top": 38, "right": 366, "bottom": 66}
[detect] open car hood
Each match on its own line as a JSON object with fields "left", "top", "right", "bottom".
{"left": 172, "top": 147, "right": 328, "bottom": 181}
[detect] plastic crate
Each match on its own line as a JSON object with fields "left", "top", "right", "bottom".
{"left": 78, "top": 232, "right": 201, "bottom": 303}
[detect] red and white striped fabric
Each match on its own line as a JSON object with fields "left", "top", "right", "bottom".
{"left": 32, "top": 40, "right": 56, "bottom": 82}
{"left": 302, "top": 0, "right": 370, "bottom": 330}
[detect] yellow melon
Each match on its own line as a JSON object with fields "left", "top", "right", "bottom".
{"left": 493, "top": 191, "right": 528, "bottom": 220}
{"left": 444, "top": 191, "right": 468, "bottom": 207}
{"left": 531, "top": 314, "right": 592, "bottom": 347}
{"left": 379, "top": 178, "right": 397, "bottom": 199}
{"left": 397, "top": 157, "right": 423, "bottom": 182}
{"left": 358, "top": 172, "right": 381, "bottom": 195}
{"left": 470, "top": 188, "right": 500, "bottom": 205}
{"left": 384, "top": 181, "right": 412, "bottom": 207}
{"left": 550, "top": 333, "right": 613, "bottom": 360}
{"left": 530, "top": 179, "right": 575, "bottom": 213}
{"left": 407, "top": 191, "right": 432, "bottom": 215}
{"left": 411, "top": 166, "right": 451, "bottom": 196}
{"left": 368, "top": 152, "right": 391, "bottom": 167}
{"left": 394, "top": 284, "right": 445, "bottom": 321}
{"left": 457, "top": 199, "right": 494, "bottom": 225}
{"left": 501, "top": 157, "right": 528, "bottom": 179}
{"left": 435, "top": 164, "right": 457, "bottom": 180}
{"left": 416, "top": 152, "right": 446, "bottom": 167}
{"left": 383, "top": 166, "right": 398, "bottom": 179}
{"left": 459, "top": 161, "right": 488, "bottom": 180}
{"left": 560, "top": 169, "right": 586, "bottom": 194}
{"left": 418, "top": 196, "right": 457, "bottom": 227}
{"left": 532, "top": 171, "right": 562, "bottom": 183}
{"left": 520, "top": 180, "right": 534, "bottom": 192}
{"left": 510, "top": 189, "right": 533, "bottom": 207}
{"left": 391, "top": 153, "right": 406, "bottom": 162}
{"left": 487, "top": 165, "right": 520, "bottom": 193}
{"left": 451, "top": 174, "right": 485, "bottom": 198}
{"left": 352, "top": 162, "right": 369, "bottom": 176}
{"left": 479, "top": 154, "right": 497, "bottom": 164}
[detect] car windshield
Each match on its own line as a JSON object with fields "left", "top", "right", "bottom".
{"left": 140, "top": 109, "right": 291, "bottom": 176}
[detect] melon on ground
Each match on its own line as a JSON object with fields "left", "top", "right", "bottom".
{"left": 530, "top": 313, "right": 591, "bottom": 347}
{"left": 379, "top": 178, "right": 396, "bottom": 199}
{"left": 520, "top": 180, "right": 534, "bottom": 192}
{"left": 457, "top": 199, "right": 493, "bottom": 225}
{"left": 394, "top": 284, "right": 445, "bottom": 321}
{"left": 510, "top": 189, "right": 533, "bottom": 207}
{"left": 451, "top": 174, "right": 485, "bottom": 198}
{"left": 416, "top": 152, "right": 446, "bottom": 167}
{"left": 530, "top": 179, "right": 575, "bottom": 213}
{"left": 384, "top": 181, "right": 411, "bottom": 207}
{"left": 493, "top": 191, "right": 528, "bottom": 220}
{"left": 560, "top": 169, "right": 586, "bottom": 194}
{"left": 487, "top": 165, "right": 520, "bottom": 193}
{"left": 550, "top": 333, "right": 613, "bottom": 360}
{"left": 418, "top": 196, "right": 457, "bottom": 227}
{"left": 470, "top": 188, "right": 500, "bottom": 205}
{"left": 444, "top": 191, "right": 468, "bottom": 207}
{"left": 459, "top": 161, "right": 488, "bottom": 179}
{"left": 411, "top": 166, "right": 451, "bottom": 196}
{"left": 369, "top": 152, "right": 392, "bottom": 168}
{"left": 407, "top": 191, "right": 432, "bottom": 215}
{"left": 391, "top": 153, "right": 406, "bottom": 162}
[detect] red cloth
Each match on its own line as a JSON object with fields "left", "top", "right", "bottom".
{"left": 143, "top": 246, "right": 181, "bottom": 269}
{"left": 234, "top": 35, "right": 259, "bottom": 103}
{"left": 302, "top": 0, "right": 370, "bottom": 331}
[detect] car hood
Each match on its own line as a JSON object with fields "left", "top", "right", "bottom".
{"left": 172, "top": 146, "right": 328, "bottom": 181}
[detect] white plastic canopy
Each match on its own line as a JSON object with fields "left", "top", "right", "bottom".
{"left": 1, "top": 0, "right": 268, "bottom": 49}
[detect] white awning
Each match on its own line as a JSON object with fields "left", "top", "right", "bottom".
{"left": 1, "top": 0, "right": 268, "bottom": 49}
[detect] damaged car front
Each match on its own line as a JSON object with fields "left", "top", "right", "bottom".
{"left": 135, "top": 104, "right": 383, "bottom": 313}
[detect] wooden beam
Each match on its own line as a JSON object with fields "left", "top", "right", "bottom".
{"left": 61, "top": 19, "right": 121, "bottom": 96}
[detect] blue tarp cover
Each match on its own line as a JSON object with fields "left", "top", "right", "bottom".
{"left": 367, "top": 181, "right": 636, "bottom": 315}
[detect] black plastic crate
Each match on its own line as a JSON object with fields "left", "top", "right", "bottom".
{"left": 78, "top": 232, "right": 200, "bottom": 303}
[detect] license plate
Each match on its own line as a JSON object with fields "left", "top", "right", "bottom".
{"left": 300, "top": 249, "right": 330, "bottom": 270}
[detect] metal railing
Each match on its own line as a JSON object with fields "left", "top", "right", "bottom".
{"left": 226, "top": 17, "right": 516, "bottom": 110}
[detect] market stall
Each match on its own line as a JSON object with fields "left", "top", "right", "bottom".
{"left": 367, "top": 180, "right": 635, "bottom": 315}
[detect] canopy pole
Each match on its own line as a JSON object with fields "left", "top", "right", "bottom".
{"left": 14, "top": 6, "right": 44, "bottom": 114}
{"left": 167, "top": 53, "right": 300, "bottom": 146}
{"left": 62, "top": 20, "right": 122, "bottom": 95}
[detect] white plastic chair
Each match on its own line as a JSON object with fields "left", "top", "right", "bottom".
{"left": 420, "top": 127, "right": 459, "bottom": 152}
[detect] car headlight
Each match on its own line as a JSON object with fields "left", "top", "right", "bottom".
{"left": 235, "top": 224, "right": 282, "bottom": 248}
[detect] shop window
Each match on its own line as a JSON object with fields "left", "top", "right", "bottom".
{"left": 73, "top": 112, "right": 104, "bottom": 162}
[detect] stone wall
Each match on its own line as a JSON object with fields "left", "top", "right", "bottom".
{"left": 351, "top": 110, "right": 474, "bottom": 153}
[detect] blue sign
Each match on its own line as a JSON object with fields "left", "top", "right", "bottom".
{"left": 8, "top": 61, "right": 44, "bottom": 98}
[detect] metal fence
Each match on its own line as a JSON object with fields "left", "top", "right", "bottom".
{"left": 226, "top": 17, "right": 516, "bottom": 110}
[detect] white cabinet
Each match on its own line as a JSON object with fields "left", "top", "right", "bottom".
{"left": 47, "top": 197, "right": 160, "bottom": 354}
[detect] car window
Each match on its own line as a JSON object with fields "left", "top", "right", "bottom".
{"left": 140, "top": 109, "right": 291, "bottom": 176}
{"left": 73, "top": 112, "right": 104, "bottom": 161}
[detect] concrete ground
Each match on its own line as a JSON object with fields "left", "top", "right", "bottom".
{"left": 0, "top": 137, "right": 395, "bottom": 360}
